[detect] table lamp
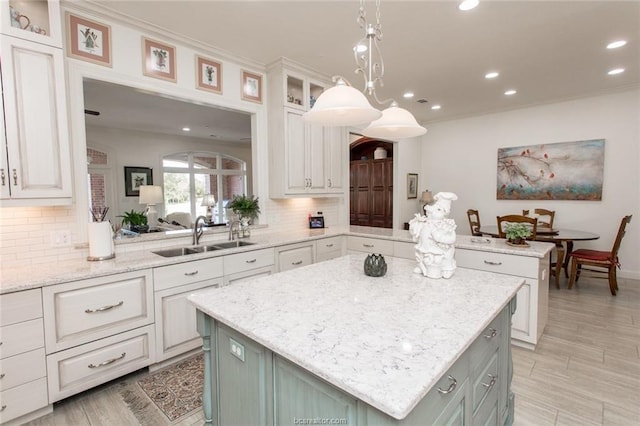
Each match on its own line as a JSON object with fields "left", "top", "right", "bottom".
{"left": 201, "top": 194, "right": 216, "bottom": 223}
{"left": 139, "top": 185, "right": 163, "bottom": 227}
{"left": 420, "top": 190, "right": 434, "bottom": 213}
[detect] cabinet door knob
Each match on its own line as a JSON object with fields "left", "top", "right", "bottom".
{"left": 1, "top": 169, "right": 5, "bottom": 186}
{"left": 328, "top": 178, "right": 332, "bottom": 187}
{"left": 12, "top": 169, "right": 17, "bottom": 185}
{"left": 0, "top": 373, "right": 5, "bottom": 379}
{"left": 0, "top": 405, "right": 6, "bottom": 412}
{"left": 437, "top": 375, "right": 458, "bottom": 394}
{"left": 483, "top": 328, "right": 498, "bottom": 339}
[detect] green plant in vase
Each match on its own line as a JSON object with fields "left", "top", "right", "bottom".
{"left": 504, "top": 223, "right": 532, "bottom": 246}
{"left": 227, "top": 194, "right": 260, "bottom": 237}
{"left": 118, "top": 209, "right": 149, "bottom": 233}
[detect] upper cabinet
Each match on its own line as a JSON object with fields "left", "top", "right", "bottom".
{"left": 0, "top": 0, "right": 72, "bottom": 205}
{"left": 267, "top": 59, "right": 346, "bottom": 198}
{"left": 0, "top": 0, "right": 63, "bottom": 48}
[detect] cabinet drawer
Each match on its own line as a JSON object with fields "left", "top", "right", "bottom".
{"left": 456, "top": 249, "right": 539, "bottom": 279}
{"left": 347, "top": 236, "right": 394, "bottom": 255}
{"left": 469, "top": 312, "right": 503, "bottom": 362}
{"left": 277, "top": 244, "right": 314, "bottom": 272}
{"left": 153, "top": 257, "right": 223, "bottom": 291}
{"left": 47, "top": 324, "right": 155, "bottom": 402}
{"left": 0, "top": 377, "right": 49, "bottom": 424}
{"left": 0, "top": 348, "right": 46, "bottom": 392}
{"left": 223, "top": 248, "right": 274, "bottom": 276}
{"left": 316, "top": 236, "right": 344, "bottom": 255}
{"left": 43, "top": 270, "right": 154, "bottom": 353}
{"left": 393, "top": 241, "right": 415, "bottom": 260}
{"left": 315, "top": 250, "right": 343, "bottom": 263}
{"left": 0, "top": 318, "right": 44, "bottom": 359}
{"left": 471, "top": 349, "right": 499, "bottom": 414}
{"left": 0, "top": 289, "right": 42, "bottom": 326}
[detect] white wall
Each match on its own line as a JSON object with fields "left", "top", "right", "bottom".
{"left": 394, "top": 136, "right": 424, "bottom": 228}
{"left": 421, "top": 89, "right": 640, "bottom": 278}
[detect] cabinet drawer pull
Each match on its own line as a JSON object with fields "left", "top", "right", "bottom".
{"left": 328, "top": 178, "right": 332, "bottom": 187}
{"left": 1, "top": 169, "right": 5, "bottom": 186}
{"left": 184, "top": 270, "right": 199, "bottom": 276}
{"left": 0, "top": 373, "right": 5, "bottom": 379}
{"left": 483, "top": 260, "right": 502, "bottom": 266}
{"left": 12, "top": 169, "right": 17, "bottom": 185}
{"left": 363, "top": 243, "right": 374, "bottom": 248}
{"left": 437, "top": 375, "right": 457, "bottom": 394}
{"left": 0, "top": 405, "right": 6, "bottom": 412}
{"left": 85, "top": 300, "right": 124, "bottom": 313}
{"left": 482, "top": 374, "right": 497, "bottom": 389}
{"left": 325, "top": 243, "right": 334, "bottom": 248}
{"left": 292, "top": 260, "right": 303, "bottom": 265}
{"left": 245, "top": 259, "right": 257, "bottom": 263}
{"left": 483, "top": 328, "right": 497, "bottom": 339}
{"left": 88, "top": 352, "right": 126, "bottom": 369}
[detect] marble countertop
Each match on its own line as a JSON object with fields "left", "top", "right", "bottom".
{"left": 1, "top": 226, "right": 551, "bottom": 294}
{"left": 188, "top": 253, "right": 524, "bottom": 420}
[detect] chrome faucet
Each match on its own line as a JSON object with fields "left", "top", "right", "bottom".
{"left": 193, "top": 216, "right": 206, "bottom": 245}
{"left": 228, "top": 218, "right": 240, "bottom": 241}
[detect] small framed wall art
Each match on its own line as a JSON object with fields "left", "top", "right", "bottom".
{"left": 66, "top": 13, "right": 112, "bottom": 66}
{"left": 142, "top": 37, "right": 176, "bottom": 82}
{"left": 196, "top": 55, "right": 222, "bottom": 94}
{"left": 241, "top": 70, "right": 262, "bottom": 104}
{"left": 407, "top": 173, "right": 418, "bottom": 199}
{"left": 124, "top": 166, "right": 153, "bottom": 197}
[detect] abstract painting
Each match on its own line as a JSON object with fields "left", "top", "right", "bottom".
{"left": 497, "top": 139, "right": 605, "bottom": 200}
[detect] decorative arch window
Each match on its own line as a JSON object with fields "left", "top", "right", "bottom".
{"left": 163, "top": 152, "right": 246, "bottom": 224}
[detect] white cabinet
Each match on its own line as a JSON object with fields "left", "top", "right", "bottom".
{"left": 0, "top": 0, "right": 63, "bottom": 47}
{"left": 276, "top": 241, "right": 315, "bottom": 272}
{"left": 456, "top": 248, "right": 549, "bottom": 350}
{"left": 315, "top": 236, "right": 345, "bottom": 263}
{"left": 347, "top": 235, "right": 394, "bottom": 256}
{"left": 0, "top": 289, "right": 50, "bottom": 424}
{"left": 153, "top": 258, "right": 223, "bottom": 362}
{"left": 268, "top": 59, "right": 345, "bottom": 198}
{"left": 0, "top": 34, "right": 72, "bottom": 205}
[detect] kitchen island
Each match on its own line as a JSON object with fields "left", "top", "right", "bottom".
{"left": 189, "top": 254, "right": 523, "bottom": 425}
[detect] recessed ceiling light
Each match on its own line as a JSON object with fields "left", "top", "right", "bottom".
{"left": 459, "top": 0, "right": 479, "bottom": 11}
{"left": 431, "top": 105, "right": 441, "bottom": 110}
{"left": 504, "top": 90, "right": 517, "bottom": 96}
{"left": 607, "top": 40, "right": 627, "bottom": 49}
{"left": 485, "top": 71, "right": 499, "bottom": 79}
{"left": 608, "top": 68, "right": 625, "bottom": 75}
{"left": 403, "top": 92, "right": 414, "bottom": 99}
{"left": 182, "top": 127, "right": 191, "bottom": 132}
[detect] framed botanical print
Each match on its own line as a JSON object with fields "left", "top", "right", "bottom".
{"left": 142, "top": 37, "right": 176, "bottom": 82}
{"left": 66, "top": 13, "right": 112, "bottom": 66}
{"left": 407, "top": 173, "right": 418, "bottom": 199}
{"left": 241, "top": 70, "right": 262, "bottom": 103}
{"left": 196, "top": 55, "right": 222, "bottom": 94}
{"left": 124, "top": 166, "right": 153, "bottom": 197}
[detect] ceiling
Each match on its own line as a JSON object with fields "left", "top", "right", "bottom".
{"left": 86, "top": 0, "right": 639, "bottom": 136}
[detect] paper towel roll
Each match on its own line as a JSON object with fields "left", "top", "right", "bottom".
{"left": 88, "top": 222, "right": 115, "bottom": 261}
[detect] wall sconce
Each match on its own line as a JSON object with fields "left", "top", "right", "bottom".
{"left": 201, "top": 194, "right": 216, "bottom": 223}
{"left": 139, "top": 185, "right": 163, "bottom": 227}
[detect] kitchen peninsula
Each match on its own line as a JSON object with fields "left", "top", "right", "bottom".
{"left": 189, "top": 254, "right": 524, "bottom": 425}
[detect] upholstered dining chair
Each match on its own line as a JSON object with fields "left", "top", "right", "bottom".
{"left": 497, "top": 215, "right": 538, "bottom": 240}
{"left": 568, "top": 215, "right": 632, "bottom": 296}
{"left": 467, "top": 209, "right": 482, "bottom": 236}
{"left": 522, "top": 208, "right": 555, "bottom": 228}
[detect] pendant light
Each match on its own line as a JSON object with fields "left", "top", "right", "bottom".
{"left": 302, "top": 0, "right": 426, "bottom": 139}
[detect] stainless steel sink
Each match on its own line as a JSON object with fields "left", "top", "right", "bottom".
{"left": 208, "top": 241, "right": 255, "bottom": 249}
{"left": 152, "top": 241, "right": 254, "bottom": 257}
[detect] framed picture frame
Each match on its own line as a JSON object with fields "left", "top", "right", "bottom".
{"left": 142, "top": 37, "right": 176, "bottom": 82}
{"left": 66, "top": 13, "right": 112, "bottom": 66}
{"left": 196, "top": 55, "right": 222, "bottom": 94}
{"left": 407, "top": 173, "right": 418, "bottom": 199}
{"left": 124, "top": 167, "right": 153, "bottom": 197}
{"left": 241, "top": 70, "right": 262, "bottom": 103}
{"left": 309, "top": 216, "right": 325, "bottom": 229}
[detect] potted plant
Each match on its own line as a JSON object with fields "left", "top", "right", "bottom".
{"left": 227, "top": 194, "right": 260, "bottom": 237}
{"left": 504, "top": 223, "right": 532, "bottom": 246}
{"left": 119, "top": 209, "right": 149, "bottom": 233}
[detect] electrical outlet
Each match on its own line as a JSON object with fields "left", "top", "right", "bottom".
{"left": 230, "top": 338, "right": 245, "bottom": 362}
{"left": 51, "top": 230, "right": 71, "bottom": 247}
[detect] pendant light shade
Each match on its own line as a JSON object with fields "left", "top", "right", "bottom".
{"left": 361, "top": 104, "right": 427, "bottom": 139}
{"left": 302, "top": 79, "right": 382, "bottom": 126}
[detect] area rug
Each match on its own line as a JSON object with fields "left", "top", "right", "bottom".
{"left": 119, "top": 353, "right": 204, "bottom": 424}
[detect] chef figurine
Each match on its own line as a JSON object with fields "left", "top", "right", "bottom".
{"left": 409, "top": 191, "right": 458, "bottom": 279}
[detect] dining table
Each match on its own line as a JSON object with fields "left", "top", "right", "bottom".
{"left": 478, "top": 226, "right": 600, "bottom": 284}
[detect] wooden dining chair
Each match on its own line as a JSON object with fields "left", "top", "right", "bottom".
{"left": 568, "top": 215, "right": 632, "bottom": 296}
{"left": 522, "top": 208, "right": 555, "bottom": 228}
{"left": 497, "top": 215, "right": 538, "bottom": 240}
{"left": 467, "top": 209, "right": 482, "bottom": 236}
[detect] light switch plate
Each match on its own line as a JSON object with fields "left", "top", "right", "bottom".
{"left": 230, "top": 338, "right": 245, "bottom": 362}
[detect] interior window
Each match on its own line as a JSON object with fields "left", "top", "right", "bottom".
{"left": 163, "top": 152, "right": 246, "bottom": 224}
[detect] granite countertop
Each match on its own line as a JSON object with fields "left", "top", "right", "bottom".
{"left": 188, "top": 253, "right": 524, "bottom": 420}
{"left": 0, "top": 226, "right": 551, "bottom": 294}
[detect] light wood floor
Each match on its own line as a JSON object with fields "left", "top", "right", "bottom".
{"left": 24, "top": 275, "right": 639, "bottom": 426}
